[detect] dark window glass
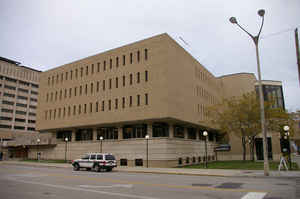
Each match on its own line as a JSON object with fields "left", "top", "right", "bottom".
{"left": 116, "top": 77, "right": 118, "bottom": 88}
{"left": 97, "top": 127, "right": 118, "bottom": 140}
{"left": 2, "top": 108, "right": 13, "bottom": 113}
{"left": 2, "top": 100, "right": 14, "bottom": 106}
{"left": 123, "top": 124, "right": 147, "bottom": 139}
{"left": 31, "top": 83, "right": 39, "bottom": 88}
{"left": 135, "top": 159, "right": 143, "bottom": 166}
{"left": 145, "top": 93, "right": 148, "bottom": 105}
{"left": 123, "top": 55, "right": 125, "bottom": 65}
{"left": 14, "top": 126, "right": 25, "bottom": 130}
{"left": 16, "top": 110, "right": 26, "bottom": 115}
{"left": 29, "top": 105, "right": 36, "bottom": 109}
{"left": 145, "top": 70, "right": 148, "bottom": 82}
{"left": 4, "top": 85, "right": 16, "bottom": 90}
{"left": 3, "top": 93, "right": 15, "bottom": 98}
{"left": 108, "top": 100, "right": 111, "bottom": 110}
{"left": 103, "top": 61, "right": 106, "bottom": 71}
{"left": 110, "top": 59, "right": 112, "bottom": 69}
{"left": 0, "top": 124, "right": 11, "bottom": 129}
{"left": 0, "top": 116, "right": 12, "bottom": 121}
{"left": 29, "top": 112, "right": 36, "bottom": 116}
{"left": 30, "top": 98, "right": 37, "bottom": 102}
{"left": 137, "top": 95, "right": 140, "bottom": 106}
{"left": 137, "top": 51, "right": 140, "bottom": 62}
{"left": 129, "top": 96, "right": 132, "bottom": 107}
{"left": 75, "top": 128, "right": 93, "bottom": 141}
{"left": 174, "top": 126, "right": 185, "bottom": 138}
{"left": 122, "top": 97, "right": 125, "bottom": 108}
{"left": 187, "top": 128, "right": 196, "bottom": 139}
{"left": 28, "top": 127, "right": 36, "bottom": 131}
{"left": 15, "top": 118, "right": 26, "bottom": 122}
{"left": 130, "top": 74, "right": 133, "bottom": 85}
{"left": 120, "top": 159, "right": 127, "bottom": 166}
{"left": 122, "top": 76, "right": 125, "bottom": 87}
{"left": 152, "top": 123, "right": 169, "bottom": 137}
{"left": 18, "top": 88, "right": 29, "bottom": 93}
{"left": 31, "top": 90, "right": 38, "bottom": 95}
{"left": 145, "top": 49, "right": 148, "bottom": 60}
{"left": 116, "top": 57, "right": 119, "bottom": 67}
{"left": 137, "top": 72, "right": 140, "bottom": 83}
{"left": 130, "top": 53, "right": 133, "bottom": 64}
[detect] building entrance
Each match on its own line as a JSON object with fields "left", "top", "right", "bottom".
{"left": 255, "top": 137, "right": 273, "bottom": 160}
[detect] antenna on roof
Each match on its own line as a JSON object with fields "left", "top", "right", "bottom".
{"left": 179, "top": 36, "right": 190, "bottom": 46}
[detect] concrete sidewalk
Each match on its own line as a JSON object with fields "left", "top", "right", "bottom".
{"left": 1, "top": 160, "right": 300, "bottom": 178}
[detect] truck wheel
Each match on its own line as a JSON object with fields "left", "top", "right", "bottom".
{"left": 73, "top": 163, "right": 80, "bottom": 171}
{"left": 94, "top": 164, "right": 100, "bottom": 172}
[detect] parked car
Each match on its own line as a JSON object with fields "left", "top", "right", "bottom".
{"left": 72, "top": 153, "right": 117, "bottom": 172}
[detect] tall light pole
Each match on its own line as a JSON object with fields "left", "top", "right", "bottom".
{"left": 230, "top": 9, "right": 270, "bottom": 176}
{"left": 37, "top": 138, "right": 40, "bottom": 161}
{"left": 145, "top": 134, "right": 149, "bottom": 168}
{"left": 203, "top": 131, "right": 208, "bottom": 168}
{"left": 64, "top": 137, "right": 68, "bottom": 162}
{"left": 100, "top": 136, "right": 103, "bottom": 153}
{"left": 283, "top": 125, "right": 291, "bottom": 170}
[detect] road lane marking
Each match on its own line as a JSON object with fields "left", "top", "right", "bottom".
{"left": 79, "top": 184, "right": 133, "bottom": 188}
{"left": 1, "top": 167, "right": 269, "bottom": 194}
{"left": 241, "top": 192, "right": 267, "bottom": 199}
{"left": 9, "top": 178, "right": 158, "bottom": 199}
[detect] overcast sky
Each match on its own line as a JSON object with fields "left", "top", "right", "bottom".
{"left": 1, "top": 0, "right": 299, "bottom": 111}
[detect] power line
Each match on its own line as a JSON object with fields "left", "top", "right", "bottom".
{"left": 261, "top": 26, "right": 300, "bottom": 39}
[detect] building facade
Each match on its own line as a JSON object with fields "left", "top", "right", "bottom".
{"left": 35, "top": 33, "right": 285, "bottom": 166}
{"left": 0, "top": 57, "right": 41, "bottom": 158}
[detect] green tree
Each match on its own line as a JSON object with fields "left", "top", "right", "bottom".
{"left": 209, "top": 91, "right": 292, "bottom": 161}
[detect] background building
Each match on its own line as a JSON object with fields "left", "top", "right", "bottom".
{"left": 0, "top": 56, "right": 41, "bottom": 158}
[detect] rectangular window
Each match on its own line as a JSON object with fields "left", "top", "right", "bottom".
{"left": 86, "top": 65, "right": 89, "bottom": 75}
{"left": 80, "top": 67, "right": 83, "bottom": 77}
{"left": 75, "top": 69, "right": 78, "bottom": 78}
{"left": 61, "top": 73, "right": 63, "bottom": 82}
{"left": 116, "top": 77, "right": 118, "bottom": 88}
{"left": 16, "top": 103, "right": 26, "bottom": 108}
{"left": 14, "top": 126, "right": 25, "bottom": 130}
{"left": 2, "top": 108, "right": 13, "bottom": 113}
{"left": 15, "top": 118, "right": 25, "bottom": 122}
{"left": 63, "top": 108, "right": 65, "bottom": 117}
{"left": 91, "top": 83, "right": 93, "bottom": 94}
{"left": 73, "top": 105, "right": 76, "bottom": 115}
{"left": 17, "top": 95, "right": 28, "bottom": 100}
{"left": 116, "top": 57, "right": 119, "bottom": 67}
{"left": 137, "top": 72, "right": 140, "bottom": 83}
{"left": 137, "top": 95, "right": 140, "bottom": 106}
{"left": 74, "top": 87, "right": 77, "bottom": 96}
{"left": 109, "top": 79, "right": 112, "bottom": 89}
{"left": 122, "top": 97, "right": 125, "bottom": 108}
{"left": 110, "top": 59, "right": 112, "bottom": 69}
{"left": 103, "top": 80, "right": 105, "bottom": 91}
{"left": 64, "top": 89, "right": 67, "bottom": 98}
{"left": 97, "top": 81, "right": 99, "bottom": 92}
{"left": 103, "top": 61, "right": 106, "bottom": 71}
{"left": 123, "top": 55, "right": 125, "bottom": 65}
{"left": 91, "top": 64, "right": 94, "bottom": 74}
{"left": 78, "top": 105, "right": 81, "bottom": 114}
{"left": 2, "top": 100, "right": 14, "bottom": 106}
{"left": 69, "top": 88, "right": 72, "bottom": 98}
{"left": 3, "top": 93, "right": 15, "bottom": 98}
{"left": 31, "top": 90, "right": 38, "bottom": 95}
{"left": 108, "top": 100, "right": 111, "bottom": 110}
{"left": 145, "top": 93, "right": 148, "bottom": 105}
{"left": 115, "top": 98, "right": 118, "bottom": 109}
{"left": 70, "top": 70, "right": 73, "bottom": 80}
{"left": 29, "top": 105, "right": 36, "bottom": 109}
{"left": 84, "top": 104, "right": 87, "bottom": 113}
{"left": 80, "top": 86, "right": 82, "bottom": 95}
{"left": 90, "top": 103, "right": 92, "bottom": 113}
{"left": 130, "top": 53, "right": 133, "bottom": 64}
{"left": 145, "top": 70, "right": 148, "bottom": 82}
{"left": 137, "top": 51, "right": 140, "bottom": 62}
{"left": 102, "top": 101, "right": 105, "bottom": 111}
{"left": 16, "top": 110, "right": 26, "bottom": 115}
{"left": 18, "top": 88, "right": 28, "bottom": 93}
{"left": 4, "top": 85, "right": 16, "bottom": 90}
{"left": 55, "top": 92, "right": 57, "bottom": 101}
{"left": 130, "top": 74, "right": 133, "bottom": 85}
{"left": 123, "top": 76, "right": 125, "bottom": 87}
{"left": 145, "top": 49, "right": 148, "bottom": 60}
{"left": 97, "top": 62, "right": 100, "bottom": 72}
{"left": 129, "top": 96, "right": 132, "bottom": 107}
{"left": 96, "top": 102, "right": 99, "bottom": 112}
{"left": 85, "top": 84, "right": 87, "bottom": 94}
{"left": 66, "top": 72, "right": 68, "bottom": 80}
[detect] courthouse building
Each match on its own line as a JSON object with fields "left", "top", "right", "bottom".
{"left": 35, "top": 33, "right": 284, "bottom": 167}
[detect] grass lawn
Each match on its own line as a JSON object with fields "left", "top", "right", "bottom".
{"left": 21, "top": 159, "right": 69, "bottom": 164}
{"left": 183, "top": 160, "right": 299, "bottom": 170}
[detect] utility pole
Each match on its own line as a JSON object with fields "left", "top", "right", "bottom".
{"left": 295, "top": 28, "right": 300, "bottom": 87}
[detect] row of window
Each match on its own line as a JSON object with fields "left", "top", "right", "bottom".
{"left": 47, "top": 49, "right": 149, "bottom": 86}
{"left": 2, "top": 100, "right": 37, "bottom": 109}
{"left": 46, "top": 71, "right": 149, "bottom": 102}
{"left": 45, "top": 93, "right": 149, "bottom": 120}
{"left": 0, "top": 116, "right": 35, "bottom": 123}
{"left": 0, "top": 75, "right": 39, "bottom": 87}
{"left": 195, "top": 85, "right": 218, "bottom": 105}
{"left": 2, "top": 85, "right": 38, "bottom": 95}
{"left": 55, "top": 124, "right": 217, "bottom": 141}
{"left": 194, "top": 66, "right": 220, "bottom": 91}
{"left": 1, "top": 108, "right": 36, "bottom": 116}
{"left": 0, "top": 124, "right": 36, "bottom": 131}
{"left": 2, "top": 92, "right": 37, "bottom": 102}
{"left": 178, "top": 156, "right": 215, "bottom": 165}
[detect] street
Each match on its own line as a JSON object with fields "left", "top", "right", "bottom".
{"left": 0, "top": 164, "right": 299, "bottom": 199}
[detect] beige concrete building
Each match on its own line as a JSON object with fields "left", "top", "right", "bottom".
{"left": 0, "top": 57, "right": 41, "bottom": 158}
{"left": 35, "top": 33, "right": 285, "bottom": 167}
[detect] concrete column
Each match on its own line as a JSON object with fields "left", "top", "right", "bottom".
{"left": 118, "top": 126, "right": 123, "bottom": 140}
{"left": 147, "top": 123, "right": 152, "bottom": 138}
{"left": 184, "top": 127, "right": 188, "bottom": 139}
{"left": 196, "top": 129, "right": 200, "bottom": 140}
{"left": 71, "top": 129, "right": 76, "bottom": 142}
{"left": 169, "top": 124, "right": 174, "bottom": 138}
{"left": 93, "top": 128, "right": 97, "bottom": 141}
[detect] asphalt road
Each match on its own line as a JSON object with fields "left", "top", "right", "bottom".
{"left": 0, "top": 164, "right": 299, "bottom": 199}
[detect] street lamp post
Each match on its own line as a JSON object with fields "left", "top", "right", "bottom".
{"left": 64, "top": 137, "right": 68, "bottom": 163}
{"left": 283, "top": 125, "right": 292, "bottom": 170}
{"left": 145, "top": 134, "right": 149, "bottom": 168}
{"left": 100, "top": 136, "right": 103, "bottom": 153}
{"left": 37, "top": 138, "right": 40, "bottom": 161}
{"left": 203, "top": 131, "right": 208, "bottom": 168}
{"left": 230, "top": 9, "right": 270, "bottom": 176}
